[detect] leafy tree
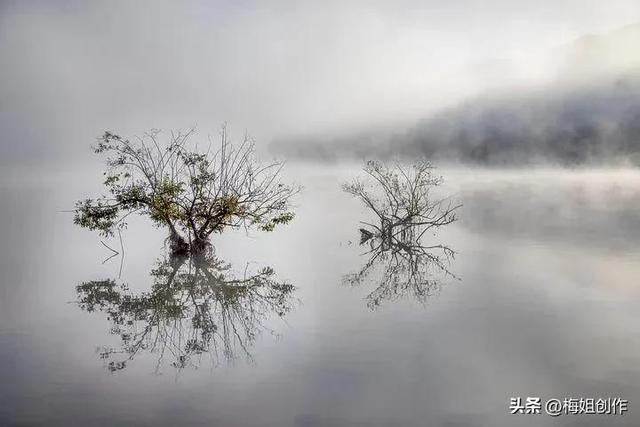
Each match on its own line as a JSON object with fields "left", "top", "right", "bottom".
{"left": 74, "top": 126, "right": 299, "bottom": 254}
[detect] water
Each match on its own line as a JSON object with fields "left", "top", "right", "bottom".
{"left": 2, "top": 164, "right": 640, "bottom": 426}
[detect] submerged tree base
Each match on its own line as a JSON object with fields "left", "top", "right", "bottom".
{"left": 169, "top": 232, "right": 189, "bottom": 256}
{"left": 168, "top": 232, "right": 211, "bottom": 257}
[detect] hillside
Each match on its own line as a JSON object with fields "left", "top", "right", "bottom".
{"left": 272, "top": 24, "right": 640, "bottom": 165}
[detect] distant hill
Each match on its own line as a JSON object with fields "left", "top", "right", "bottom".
{"left": 400, "top": 73, "right": 640, "bottom": 165}
{"left": 272, "top": 24, "right": 640, "bottom": 165}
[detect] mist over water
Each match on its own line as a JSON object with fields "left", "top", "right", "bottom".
{"left": 2, "top": 163, "right": 640, "bottom": 426}
{"left": 2, "top": 1, "right": 640, "bottom": 170}
{"left": 272, "top": 24, "right": 640, "bottom": 165}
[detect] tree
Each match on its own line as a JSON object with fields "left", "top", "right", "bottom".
{"left": 342, "top": 160, "right": 460, "bottom": 243}
{"left": 342, "top": 160, "right": 461, "bottom": 308}
{"left": 74, "top": 125, "right": 299, "bottom": 255}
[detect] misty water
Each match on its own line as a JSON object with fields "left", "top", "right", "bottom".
{"left": 2, "top": 163, "right": 640, "bottom": 427}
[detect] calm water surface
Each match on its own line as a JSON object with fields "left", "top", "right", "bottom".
{"left": 2, "top": 164, "right": 640, "bottom": 426}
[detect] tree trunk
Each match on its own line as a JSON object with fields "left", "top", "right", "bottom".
{"left": 166, "top": 220, "right": 210, "bottom": 257}
{"left": 168, "top": 228, "right": 189, "bottom": 256}
{"left": 190, "top": 235, "right": 210, "bottom": 255}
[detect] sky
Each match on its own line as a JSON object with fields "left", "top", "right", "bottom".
{"left": 1, "top": 0, "right": 640, "bottom": 169}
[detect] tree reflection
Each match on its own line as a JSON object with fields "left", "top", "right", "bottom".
{"left": 76, "top": 251, "right": 296, "bottom": 372}
{"left": 343, "top": 160, "right": 460, "bottom": 309}
{"left": 344, "top": 226, "right": 457, "bottom": 309}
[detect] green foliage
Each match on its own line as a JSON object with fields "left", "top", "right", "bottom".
{"left": 74, "top": 127, "right": 299, "bottom": 250}
{"left": 73, "top": 198, "right": 122, "bottom": 237}
{"left": 258, "top": 212, "right": 295, "bottom": 232}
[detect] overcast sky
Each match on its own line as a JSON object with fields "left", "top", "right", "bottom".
{"left": 1, "top": 0, "right": 640, "bottom": 169}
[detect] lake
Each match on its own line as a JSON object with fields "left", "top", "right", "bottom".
{"left": 2, "top": 163, "right": 640, "bottom": 426}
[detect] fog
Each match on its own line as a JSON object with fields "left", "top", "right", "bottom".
{"left": 2, "top": 0, "right": 640, "bottom": 171}
{"left": 274, "top": 70, "right": 640, "bottom": 165}
{"left": 272, "top": 24, "right": 640, "bottom": 164}
{"left": 4, "top": 4, "right": 640, "bottom": 425}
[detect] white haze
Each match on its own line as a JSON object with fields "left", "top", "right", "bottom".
{"left": 1, "top": 0, "right": 640, "bottom": 170}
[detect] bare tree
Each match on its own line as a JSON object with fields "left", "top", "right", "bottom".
{"left": 74, "top": 125, "right": 299, "bottom": 255}
{"left": 343, "top": 160, "right": 461, "bottom": 308}
{"left": 343, "top": 160, "right": 460, "bottom": 243}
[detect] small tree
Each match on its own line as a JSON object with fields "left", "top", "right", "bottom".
{"left": 74, "top": 126, "right": 299, "bottom": 254}
{"left": 342, "top": 160, "right": 460, "bottom": 243}
{"left": 342, "top": 160, "right": 461, "bottom": 308}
